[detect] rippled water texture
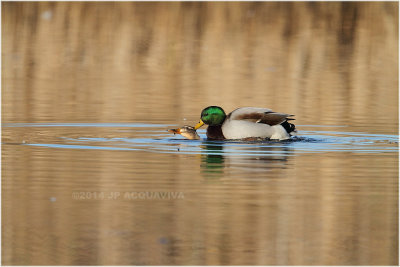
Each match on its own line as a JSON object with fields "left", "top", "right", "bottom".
{"left": 2, "top": 2, "right": 398, "bottom": 265}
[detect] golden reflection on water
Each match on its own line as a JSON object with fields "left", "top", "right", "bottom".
{"left": 2, "top": 2, "right": 398, "bottom": 265}
{"left": 2, "top": 133, "right": 398, "bottom": 265}
{"left": 2, "top": 2, "right": 398, "bottom": 131}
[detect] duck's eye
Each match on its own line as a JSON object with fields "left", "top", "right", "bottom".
{"left": 203, "top": 113, "right": 208, "bottom": 117}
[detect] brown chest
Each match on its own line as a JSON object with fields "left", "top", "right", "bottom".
{"left": 206, "top": 125, "right": 225, "bottom": 140}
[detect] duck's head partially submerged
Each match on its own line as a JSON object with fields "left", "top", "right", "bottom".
{"left": 168, "top": 125, "right": 200, "bottom": 140}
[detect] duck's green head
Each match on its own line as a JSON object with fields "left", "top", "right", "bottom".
{"left": 194, "top": 106, "right": 226, "bottom": 129}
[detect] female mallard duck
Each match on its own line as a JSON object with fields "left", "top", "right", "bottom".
{"left": 194, "top": 106, "right": 296, "bottom": 140}
{"left": 168, "top": 125, "right": 200, "bottom": 140}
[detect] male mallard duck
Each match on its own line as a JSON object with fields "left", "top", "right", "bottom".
{"left": 168, "top": 125, "right": 200, "bottom": 140}
{"left": 194, "top": 106, "right": 296, "bottom": 140}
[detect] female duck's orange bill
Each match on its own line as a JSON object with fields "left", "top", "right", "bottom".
{"left": 168, "top": 128, "right": 181, "bottom": 134}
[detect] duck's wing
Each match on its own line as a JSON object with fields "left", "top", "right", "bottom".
{"left": 228, "top": 107, "right": 294, "bottom": 126}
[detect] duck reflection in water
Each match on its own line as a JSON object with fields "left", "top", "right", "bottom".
{"left": 200, "top": 141, "right": 225, "bottom": 179}
{"left": 200, "top": 140, "right": 293, "bottom": 179}
{"left": 168, "top": 125, "right": 293, "bottom": 179}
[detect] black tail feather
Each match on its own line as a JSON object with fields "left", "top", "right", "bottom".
{"left": 281, "top": 120, "right": 296, "bottom": 134}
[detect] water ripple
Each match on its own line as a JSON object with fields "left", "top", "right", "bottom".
{"left": 3, "top": 123, "right": 396, "bottom": 156}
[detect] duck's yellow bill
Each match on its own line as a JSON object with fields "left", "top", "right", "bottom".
{"left": 194, "top": 120, "right": 205, "bottom": 130}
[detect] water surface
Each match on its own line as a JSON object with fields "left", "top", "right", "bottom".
{"left": 2, "top": 122, "right": 398, "bottom": 265}
{"left": 2, "top": 2, "right": 398, "bottom": 265}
